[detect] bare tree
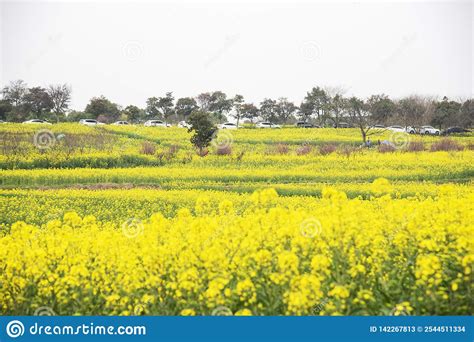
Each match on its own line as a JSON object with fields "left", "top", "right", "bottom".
{"left": 47, "top": 84, "right": 71, "bottom": 122}
{"left": 345, "top": 96, "right": 373, "bottom": 143}
{"left": 2, "top": 80, "right": 28, "bottom": 107}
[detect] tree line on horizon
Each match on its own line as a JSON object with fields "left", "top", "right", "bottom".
{"left": 1, "top": 80, "right": 472, "bottom": 131}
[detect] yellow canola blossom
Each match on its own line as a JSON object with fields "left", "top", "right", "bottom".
{"left": 1, "top": 187, "right": 472, "bottom": 316}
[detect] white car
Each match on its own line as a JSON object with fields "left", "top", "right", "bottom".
{"left": 386, "top": 125, "right": 415, "bottom": 134}
{"left": 178, "top": 121, "right": 191, "bottom": 128}
{"left": 113, "top": 121, "right": 130, "bottom": 125}
{"left": 386, "top": 125, "right": 405, "bottom": 133}
{"left": 419, "top": 125, "right": 440, "bottom": 135}
{"left": 144, "top": 120, "right": 169, "bottom": 127}
{"left": 256, "top": 122, "right": 281, "bottom": 129}
{"left": 22, "top": 119, "right": 52, "bottom": 125}
{"left": 79, "top": 119, "right": 100, "bottom": 126}
{"left": 218, "top": 122, "right": 238, "bottom": 129}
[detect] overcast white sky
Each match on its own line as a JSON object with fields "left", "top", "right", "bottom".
{"left": 0, "top": 0, "right": 472, "bottom": 110}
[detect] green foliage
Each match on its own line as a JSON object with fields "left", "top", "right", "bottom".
{"left": 188, "top": 111, "right": 216, "bottom": 154}
{"left": 84, "top": 95, "right": 120, "bottom": 122}
{"left": 175, "top": 97, "right": 198, "bottom": 120}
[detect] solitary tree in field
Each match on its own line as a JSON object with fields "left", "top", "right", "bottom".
{"left": 345, "top": 96, "right": 372, "bottom": 143}
{"left": 188, "top": 111, "right": 216, "bottom": 156}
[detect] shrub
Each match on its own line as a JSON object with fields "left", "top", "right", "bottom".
{"left": 430, "top": 138, "right": 464, "bottom": 152}
{"left": 296, "top": 144, "right": 312, "bottom": 156}
{"left": 140, "top": 141, "right": 156, "bottom": 155}
{"left": 407, "top": 141, "right": 424, "bottom": 152}
{"left": 338, "top": 145, "right": 358, "bottom": 158}
{"left": 216, "top": 145, "right": 232, "bottom": 155}
{"left": 319, "top": 144, "right": 337, "bottom": 155}
{"left": 378, "top": 144, "right": 396, "bottom": 153}
{"left": 276, "top": 143, "right": 290, "bottom": 154}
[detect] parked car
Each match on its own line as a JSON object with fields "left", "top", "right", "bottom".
{"left": 386, "top": 125, "right": 405, "bottom": 133}
{"left": 113, "top": 121, "right": 129, "bottom": 125}
{"left": 178, "top": 121, "right": 191, "bottom": 128}
{"left": 256, "top": 122, "right": 281, "bottom": 129}
{"left": 295, "top": 121, "right": 316, "bottom": 128}
{"left": 386, "top": 125, "right": 415, "bottom": 134}
{"left": 22, "top": 119, "right": 52, "bottom": 125}
{"left": 144, "top": 120, "right": 169, "bottom": 127}
{"left": 334, "top": 122, "right": 352, "bottom": 128}
{"left": 0, "top": 120, "right": 5, "bottom": 124}
{"left": 218, "top": 122, "right": 238, "bottom": 130}
{"left": 368, "top": 124, "right": 385, "bottom": 129}
{"left": 79, "top": 119, "right": 100, "bottom": 126}
{"left": 419, "top": 125, "right": 440, "bottom": 135}
{"left": 441, "top": 127, "right": 471, "bottom": 135}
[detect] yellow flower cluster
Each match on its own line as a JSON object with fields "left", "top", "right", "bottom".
{"left": 1, "top": 186, "right": 472, "bottom": 315}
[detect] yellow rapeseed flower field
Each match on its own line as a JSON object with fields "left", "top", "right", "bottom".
{"left": 0, "top": 124, "right": 473, "bottom": 315}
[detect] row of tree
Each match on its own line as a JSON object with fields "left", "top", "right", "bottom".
{"left": 1, "top": 80, "right": 472, "bottom": 132}
{"left": 0, "top": 80, "right": 71, "bottom": 123}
